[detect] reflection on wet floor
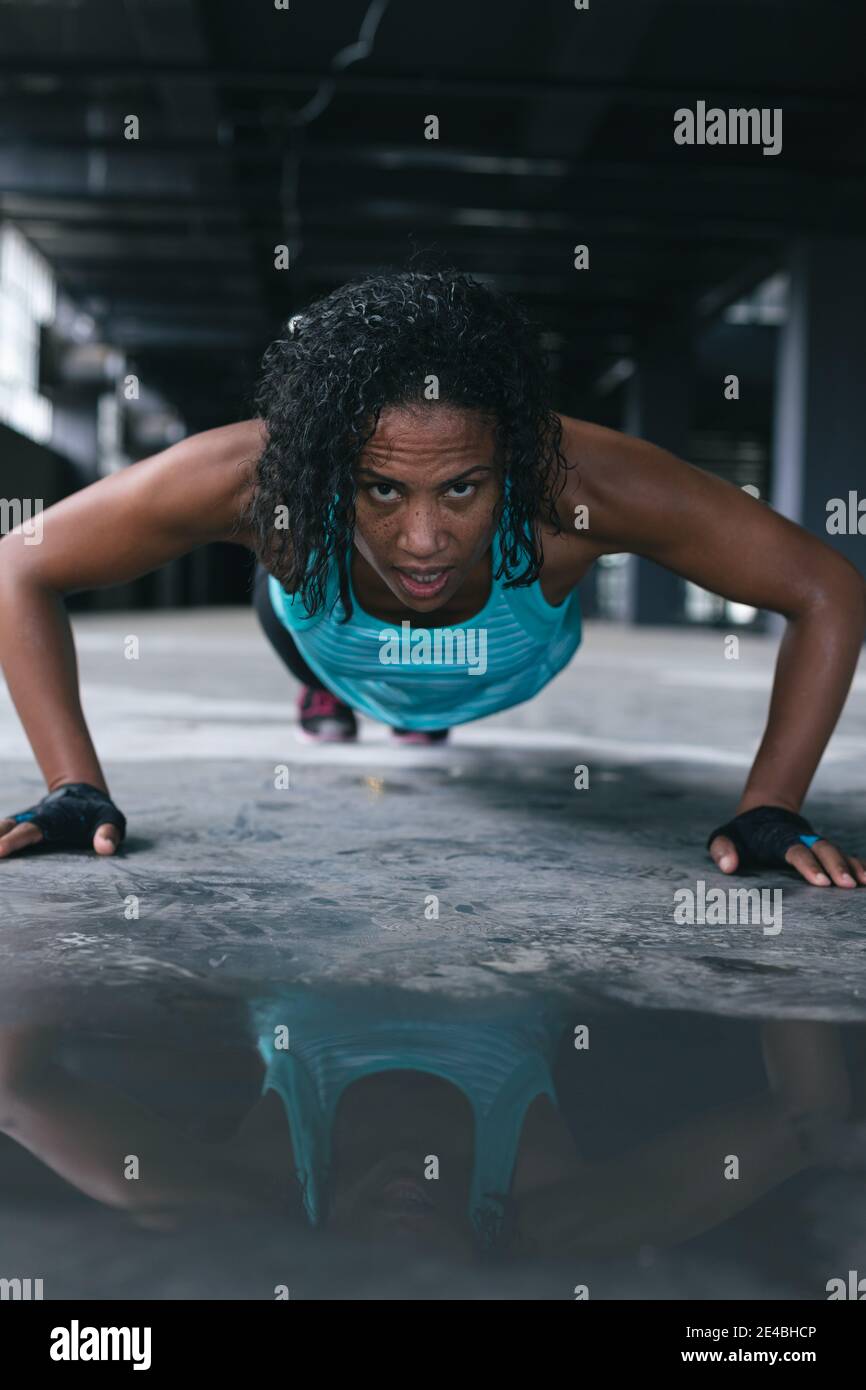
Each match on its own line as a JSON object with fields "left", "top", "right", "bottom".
{"left": 1, "top": 981, "right": 865, "bottom": 1300}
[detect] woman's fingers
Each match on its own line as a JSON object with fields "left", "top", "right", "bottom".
{"left": 783, "top": 843, "right": 830, "bottom": 885}
{"left": 0, "top": 817, "right": 121, "bottom": 857}
{"left": 0, "top": 819, "right": 45, "bottom": 858}
{"left": 805, "top": 839, "right": 862, "bottom": 888}
{"left": 708, "top": 833, "right": 739, "bottom": 872}
{"left": 710, "top": 832, "right": 864, "bottom": 887}
{"left": 847, "top": 854, "right": 866, "bottom": 886}
{"left": 93, "top": 823, "right": 121, "bottom": 855}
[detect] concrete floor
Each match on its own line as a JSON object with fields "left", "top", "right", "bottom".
{"left": 1, "top": 608, "right": 865, "bottom": 1018}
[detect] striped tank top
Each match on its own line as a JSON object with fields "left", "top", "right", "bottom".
{"left": 250, "top": 989, "right": 564, "bottom": 1248}
{"left": 268, "top": 521, "right": 583, "bottom": 731}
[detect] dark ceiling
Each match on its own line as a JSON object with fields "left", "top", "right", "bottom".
{"left": 1, "top": 0, "right": 864, "bottom": 431}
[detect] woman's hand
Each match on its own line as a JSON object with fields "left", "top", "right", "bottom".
{"left": 707, "top": 803, "right": 866, "bottom": 888}
{"left": 761, "top": 1020, "right": 851, "bottom": 1119}
{"left": 0, "top": 783, "right": 126, "bottom": 859}
{"left": 710, "top": 831, "right": 866, "bottom": 888}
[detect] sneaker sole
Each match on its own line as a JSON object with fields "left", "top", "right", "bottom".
{"left": 391, "top": 733, "right": 450, "bottom": 745}
{"left": 295, "top": 725, "right": 357, "bottom": 745}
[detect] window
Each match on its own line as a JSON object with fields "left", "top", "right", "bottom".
{"left": 0, "top": 223, "right": 56, "bottom": 442}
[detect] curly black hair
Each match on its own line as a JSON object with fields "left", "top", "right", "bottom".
{"left": 242, "top": 265, "right": 570, "bottom": 619}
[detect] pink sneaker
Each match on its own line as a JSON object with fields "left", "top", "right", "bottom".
{"left": 297, "top": 687, "right": 358, "bottom": 742}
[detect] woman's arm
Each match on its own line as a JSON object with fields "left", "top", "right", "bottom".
{"left": 0, "top": 418, "right": 264, "bottom": 857}
{"left": 513, "top": 1020, "right": 851, "bottom": 1257}
{"left": 513, "top": 1091, "right": 810, "bottom": 1257}
{"left": 0, "top": 1025, "right": 278, "bottom": 1224}
{"left": 560, "top": 419, "right": 866, "bottom": 887}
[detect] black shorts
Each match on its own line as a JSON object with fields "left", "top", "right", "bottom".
{"left": 252, "top": 562, "right": 327, "bottom": 692}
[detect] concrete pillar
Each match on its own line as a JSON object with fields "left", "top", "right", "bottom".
{"left": 577, "top": 562, "right": 599, "bottom": 618}
{"left": 190, "top": 548, "right": 212, "bottom": 606}
{"left": 154, "top": 557, "right": 187, "bottom": 607}
{"left": 621, "top": 318, "right": 692, "bottom": 624}
{"left": 772, "top": 237, "right": 866, "bottom": 580}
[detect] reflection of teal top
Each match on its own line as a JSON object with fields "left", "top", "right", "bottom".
{"left": 250, "top": 991, "right": 563, "bottom": 1248}
{"left": 267, "top": 505, "right": 582, "bottom": 730}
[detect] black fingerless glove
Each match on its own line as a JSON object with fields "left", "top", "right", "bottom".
{"left": 706, "top": 804, "right": 820, "bottom": 869}
{"left": 8, "top": 782, "right": 127, "bottom": 848}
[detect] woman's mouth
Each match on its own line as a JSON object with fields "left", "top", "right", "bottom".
{"left": 393, "top": 567, "right": 452, "bottom": 600}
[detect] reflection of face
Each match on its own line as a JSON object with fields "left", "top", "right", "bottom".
{"left": 352, "top": 405, "right": 502, "bottom": 613}
{"left": 327, "top": 1071, "right": 477, "bottom": 1257}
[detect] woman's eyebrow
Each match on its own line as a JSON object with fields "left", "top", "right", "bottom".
{"left": 354, "top": 464, "right": 405, "bottom": 486}
{"left": 445, "top": 465, "right": 495, "bottom": 483}
{"left": 356, "top": 466, "right": 400, "bottom": 482}
{"left": 356, "top": 464, "right": 494, "bottom": 486}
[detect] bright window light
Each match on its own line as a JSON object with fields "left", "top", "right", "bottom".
{"left": 0, "top": 223, "right": 56, "bottom": 443}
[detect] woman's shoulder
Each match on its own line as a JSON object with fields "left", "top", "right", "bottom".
{"left": 552, "top": 412, "right": 661, "bottom": 544}
{"left": 532, "top": 415, "right": 638, "bottom": 581}
{"left": 555, "top": 413, "right": 645, "bottom": 486}
{"left": 208, "top": 417, "right": 267, "bottom": 549}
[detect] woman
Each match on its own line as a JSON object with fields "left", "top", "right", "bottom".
{"left": 0, "top": 267, "right": 864, "bottom": 885}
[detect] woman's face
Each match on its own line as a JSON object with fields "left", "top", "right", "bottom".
{"left": 326, "top": 1070, "right": 476, "bottom": 1256}
{"left": 352, "top": 404, "right": 502, "bottom": 610}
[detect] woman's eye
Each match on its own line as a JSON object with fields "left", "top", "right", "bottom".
{"left": 446, "top": 482, "right": 475, "bottom": 498}
{"left": 369, "top": 484, "right": 400, "bottom": 501}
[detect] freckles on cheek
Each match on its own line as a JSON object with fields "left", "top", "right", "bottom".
{"left": 357, "top": 512, "right": 390, "bottom": 546}
{"left": 354, "top": 510, "right": 393, "bottom": 564}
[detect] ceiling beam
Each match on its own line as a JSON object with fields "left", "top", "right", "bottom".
{"left": 1, "top": 62, "right": 860, "bottom": 112}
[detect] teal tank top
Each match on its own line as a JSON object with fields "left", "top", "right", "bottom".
{"left": 267, "top": 520, "right": 583, "bottom": 731}
{"left": 250, "top": 990, "right": 563, "bottom": 1248}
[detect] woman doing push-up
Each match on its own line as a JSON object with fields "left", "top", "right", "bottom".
{"left": 0, "top": 268, "right": 864, "bottom": 886}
